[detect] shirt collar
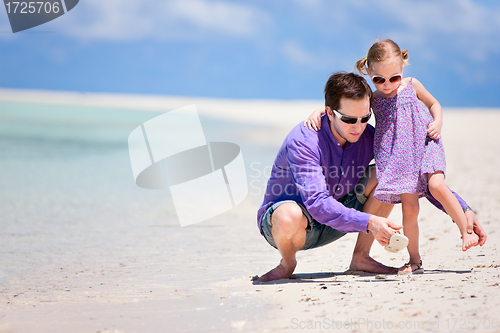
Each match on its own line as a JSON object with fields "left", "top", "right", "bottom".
{"left": 321, "top": 114, "right": 353, "bottom": 151}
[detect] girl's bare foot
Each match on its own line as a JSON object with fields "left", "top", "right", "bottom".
{"left": 462, "top": 232, "right": 479, "bottom": 251}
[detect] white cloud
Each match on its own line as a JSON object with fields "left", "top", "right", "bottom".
{"left": 402, "top": 1, "right": 498, "bottom": 61}
{"left": 281, "top": 40, "right": 313, "bottom": 65}
{"left": 290, "top": 0, "right": 324, "bottom": 10}
{"left": 281, "top": 0, "right": 500, "bottom": 83}
{"left": 56, "top": 0, "right": 272, "bottom": 41}
{"left": 167, "top": 0, "right": 262, "bottom": 37}
{"left": 369, "top": 0, "right": 500, "bottom": 83}
{"left": 389, "top": 0, "right": 500, "bottom": 58}
{"left": 286, "top": 0, "right": 500, "bottom": 60}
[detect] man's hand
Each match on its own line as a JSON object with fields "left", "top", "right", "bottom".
{"left": 367, "top": 215, "right": 403, "bottom": 246}
{"left": 464, "top": 210, "right": 487, "bottom": 246}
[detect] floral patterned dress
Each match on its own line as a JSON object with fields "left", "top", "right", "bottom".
{"left": 372, "top": 78, "right": 446, "bottom": 204}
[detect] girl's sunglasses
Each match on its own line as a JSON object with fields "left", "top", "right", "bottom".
{"left": 332, "top": 109, "right": 372, "bottom": 124}
{"left": 371, "top": 74, "right": 402, "bottom": 85}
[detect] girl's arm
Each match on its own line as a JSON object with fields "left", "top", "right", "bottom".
{"left": 413, "top": 78, "right": 443, "bottom": 140}
{"left": 303, "top": 108, "right": 325, "bottom": 131}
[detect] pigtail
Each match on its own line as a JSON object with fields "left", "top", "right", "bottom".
{"left": 355, "top": 58, "right": 368, "bottom": 76}
{"left": 401, "top": 49, "right": 410, "bottom": 66}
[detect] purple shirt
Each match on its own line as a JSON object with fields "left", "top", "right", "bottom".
{"left": 257, "top": 114, "right": 468, "bottom": 234}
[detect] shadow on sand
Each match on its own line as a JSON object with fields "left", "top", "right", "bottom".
{"left": 252, "top": 268, "right": 472, "bottom": 285}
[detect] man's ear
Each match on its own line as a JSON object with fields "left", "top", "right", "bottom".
{"left": 326, "top": 106, "right": 334, "bottom": 120}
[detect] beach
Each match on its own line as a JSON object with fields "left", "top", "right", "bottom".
{"left": 0, "top": 89, "right": 499, "bottom": 333}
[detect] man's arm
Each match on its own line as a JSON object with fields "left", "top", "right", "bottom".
{"left": 426, "top": 187, "right": 467, "bottom": 212}
{"left": 426, "top": 188, "right": 487, "bottom": 246}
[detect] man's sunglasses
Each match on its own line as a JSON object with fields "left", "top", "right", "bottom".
{"left": 371, "top": 74, "right": 402, "bottom": 85}
{"left": 332, "top": 109, "right": 372, "bottom": 124}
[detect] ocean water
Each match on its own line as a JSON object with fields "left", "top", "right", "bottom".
{"left": 0, "top": 100, "right": 285, "bottom": 331}
{"left": 0, "top": 101, "right": 276, "bottom": 286}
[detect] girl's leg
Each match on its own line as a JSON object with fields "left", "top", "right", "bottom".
{"left": 427, "top": 172, "right": 478, "bottom": 251}
{"left": 400, "top": 193, "right": 421, "bottom": 272}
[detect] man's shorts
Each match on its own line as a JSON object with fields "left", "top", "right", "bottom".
{"left": 260, "top": 165, "right": 373, "bottom": 251}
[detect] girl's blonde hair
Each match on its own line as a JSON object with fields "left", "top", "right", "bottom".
{"left": 355, "top": 39, "right": 409, "bottom": 76}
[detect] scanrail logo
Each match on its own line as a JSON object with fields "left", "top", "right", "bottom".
{"left": 3, "top": 0, "right": 78, "bottom": 33}
{"left": 128, "top": 105, "right": 248, "bottom": 227}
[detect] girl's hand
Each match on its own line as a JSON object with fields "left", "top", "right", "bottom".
{"left": 427, "top": 120, "right": 442, "bottom": 140}
{"left": 303, "top": 108, "right": 325, "bottom": 131}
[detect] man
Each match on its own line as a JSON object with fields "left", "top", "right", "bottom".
{"left": 256, "top": 72, "right": 486, "bottom": 282}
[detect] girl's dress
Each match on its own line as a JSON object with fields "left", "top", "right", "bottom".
{"left": 372, "top": 78, "right": 446, "bottom": 204}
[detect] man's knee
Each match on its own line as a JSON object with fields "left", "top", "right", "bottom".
{"left": 271, "top": 203, "right": 307, "bottom": 238}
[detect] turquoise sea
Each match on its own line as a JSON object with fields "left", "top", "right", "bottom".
{"left": 0, "top": 100, "right": 284, "bottom": 331}
{"left": 0, "top": 100, "right": 276, "bottom": 283}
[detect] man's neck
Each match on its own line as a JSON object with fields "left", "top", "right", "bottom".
{"left": 328, "top": 118, "right": 347, "bottom": 149}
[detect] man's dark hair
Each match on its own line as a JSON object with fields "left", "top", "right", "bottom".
{"left": 324, "top": 72, "right": 372, "bottom": 111}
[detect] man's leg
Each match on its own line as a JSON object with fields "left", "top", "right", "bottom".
{"left": 349, "top": 168, "right": 397, "bottom": 273}
{"left": 257, "top": 202, "right": 308, "bottom": 282}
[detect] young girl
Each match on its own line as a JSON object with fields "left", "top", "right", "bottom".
{"left": 306, "top": 39, "right": 478, "bottom": 273}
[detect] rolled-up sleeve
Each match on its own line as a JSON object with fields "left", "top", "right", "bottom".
{"left": 426, "top": 187, "right": 468, "bottom": 213}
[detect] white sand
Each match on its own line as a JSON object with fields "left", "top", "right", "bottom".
{"left": 0, "top": 89, "right": 499, "bottom": 333}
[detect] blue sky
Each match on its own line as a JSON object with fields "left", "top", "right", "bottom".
{"left": 1, "top": 0, "right": 499, "bottom": 106}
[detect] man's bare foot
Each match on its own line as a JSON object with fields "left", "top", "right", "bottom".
{"left": 462, "top": 232, "right": 479, "bottom": 251}
{"left": 349, "top": 253, "right": 397, "bottom": 274}
{"left": 257, "top": 259, "right": 296, "bottom": 282}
